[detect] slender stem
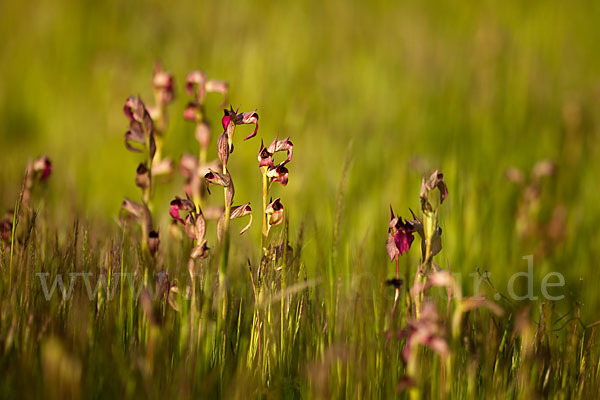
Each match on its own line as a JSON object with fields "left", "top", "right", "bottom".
{"left": 199, "top": 145, "right": 207, "bottom": 167}
{"left": 189, "top": 258, "right": 197, "bottom": 313}
{"left": 140, "top": 130, "right": 154, "bottom": 258}
{"left": 392, "top": 257, "right": 400, "bottom": 315}
{"left": 414, "top": 205, "right": 436, "bottom": 318}
{"left": 193, "top": 192, "right": 203, "bottom": 213}
{"left": 144, "top": 130, "right": 154, "bottom": 212}
{"left": 218, "top": 161, "right": 231, "bottom": 332}
{"left": 261, "top": 167, "right": 269, "bottom": 250}
{"left": 154, "top": 135, "right": 163, "bottom": 164}
{"left": 195, "top": 138, "right": 207, "bottom": 211}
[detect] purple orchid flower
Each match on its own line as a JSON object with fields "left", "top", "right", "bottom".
{"left": 387, "top": 207, "right": 418, "bottom": 261}
{"left": 222, "top": 106, "right": 259, "bottom": 142}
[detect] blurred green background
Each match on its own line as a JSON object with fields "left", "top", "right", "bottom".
{"left": 1, "top": 0, "right": 599, "bottom": 315}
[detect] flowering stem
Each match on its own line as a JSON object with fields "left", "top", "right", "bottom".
{"left": 154, "top": 135, "right": 163, "bottom": 164}
{"left": 194, "top": 145, "right": 206, "bottom": 211}
{"left": 143, "top": 132, "right": 154, "bottom": 213}
{"left": 220, "top": 202, "right": 231, "bottom": 275}
{"left": 193, "top": 193, "right": 203, "bottom": 213}
{"left": 140, "top": 133, "right": 154, "bottom": 257}
{"left": 140, "top": 221, "right": 149, "bottom": 256}
{"left": 415, "top": 223, "right": 433, "bottom": 319}
{"left": 392, "top": 257, "right": 400, "bottom": 315}
{"left": 261, "top": 167, "right": 269, "bottom": 251}
{"left": 218, "top": 161, "right": 231, "bottom": 329}
{"left": 199, "top": 142, "right": 207, "bottom": 167}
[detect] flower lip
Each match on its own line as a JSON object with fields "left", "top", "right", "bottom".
{"left": 169, "top": 196, "right": 195, "bottom": 225}
{"left": 394, "top": 229, "right": 414, "bottom": 256}
{"left": 387, "top": 207, "right": 418, "bottom": 260}
{"left": 169, "top": 202, "right": 184, "bottom": 224}
{"left": 221, "top": 109, "right": 233, "bottom": 130}
{"left": 267, "top": 164, "right": 289, "bottom": 186}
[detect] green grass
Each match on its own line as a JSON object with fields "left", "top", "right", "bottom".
{"left": 2, "top": 0, "right": 600, "bottom": 398}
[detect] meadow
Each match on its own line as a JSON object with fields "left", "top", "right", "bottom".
{"left": 1, "top": 0, "right": 600, "bottom": 398}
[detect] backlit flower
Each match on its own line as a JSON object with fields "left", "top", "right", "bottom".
{"left": 386, "top": 207, "right": 417, "bottom": 261}
{"left": 222, "top": 106, "right": 259, "bottom": 146}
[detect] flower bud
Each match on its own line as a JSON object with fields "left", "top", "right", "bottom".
{"left": 217, "top": 132, "right": 229, "bottom": 166}
{"left": 135, "top": 163, "right": 150, "bottom": 190}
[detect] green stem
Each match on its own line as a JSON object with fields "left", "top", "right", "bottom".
{"left": 195, "top": 139, "right": 207, "bottom": 212}
{"left": 392, "top": 257, "right": 401, "bottom": 315}
{"left": 261, "top": 167, "right": 268, "bottom": 251}
{"left": 415, "top": 212, "right": 435, "bottom": 318}
{"left": 218, "top": 162, "right": 230, "bottom": 332}
{"left": 154, "top": 134, "right": 163, "bottom": 164}
{"left": 199, "top": 144, "right": 207, "bottom": 167}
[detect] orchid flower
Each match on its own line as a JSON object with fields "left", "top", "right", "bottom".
{"left": 386, "top": 207, "right": 418, "bottom": 261}
{"left": 169, "top": 196, "right": 209, "bottom": 259}
{"left": 123, "top": 96, "right": 155, "bottom": 158}
{"left": 222, "top": 106, "right": 259, "bottom": 151}
{"left": 258, "top": 136, "right": 293, "bottom": 186}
